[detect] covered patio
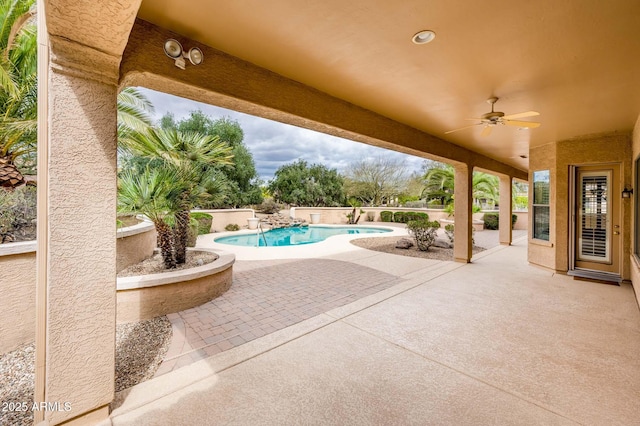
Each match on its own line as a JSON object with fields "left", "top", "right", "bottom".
{"left": 110, "top": 240, "right": 640, "bottom": 425}
{"left": 33, "top": 0, "right": 640, "bottom": 424}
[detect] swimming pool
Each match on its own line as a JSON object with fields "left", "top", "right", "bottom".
{"left": 215, "top": 225, "right": 392, "bottom": 247}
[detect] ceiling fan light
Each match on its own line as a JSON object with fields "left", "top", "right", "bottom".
{"left": 412, "top": 30, "right": 436, "bottom": 44}
{"left": 164, "top": 39, "right": 183, "bottom": 59}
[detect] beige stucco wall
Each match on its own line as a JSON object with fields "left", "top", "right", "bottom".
{"left": 528, "top": 132, "right": 632, "bottom": 278}
{"left": 528, "top": 143, "right": 558, "bottom": 270}
{"left": 513, "top": 211, "right": 528, "bottom": 230}
{"left": 116, "top": 251, "right": 234, "bottom": 323}
{"left": 0, "top": 222, "right": 156, "bottom": 353}
{"left": 116, "top": 221, "right": 157, "bottom": 272}
{"left": 0, "top": 243, "right": 36, "bottom": 353}
{"left": 292, "top": 207, "right": 467, "bottom": 224}
{"left": 291, "top": 206, "right": 528, "bottom": 230}
{"left": 630, "top": 113, "right": 640, "bottom": 307}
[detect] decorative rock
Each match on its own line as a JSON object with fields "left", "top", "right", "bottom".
{"left": 395, "top": 238, "right": 414, "bottom": 249}
{"left": 261, "top": 213, "right": 308, "bottom": 229}
{"left": 433, "top": 238, "right": 453, "bottom": 249}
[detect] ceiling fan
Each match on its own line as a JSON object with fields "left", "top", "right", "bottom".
{"left": 445, "top": 97, "right": 541, "bottom": 137}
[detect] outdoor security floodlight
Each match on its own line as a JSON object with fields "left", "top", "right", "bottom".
{"left": 187, "top": 47, "right": 203, "bottom": 65}
{"left": 164, "top": 39, "right": 203, "bottom": 70}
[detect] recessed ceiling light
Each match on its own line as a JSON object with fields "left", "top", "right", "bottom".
{"left": 412, "top": 30, "right": 436, "bottom": 44}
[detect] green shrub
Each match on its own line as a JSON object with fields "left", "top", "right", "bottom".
{"left": 444, "top": 224, "right": 455, "bottom": 243}
{"left": 380, "top": 211, "right": 393, "bottom": 222}
{"left": 225, "top": 223, "right": 240, "bottom": 231}
{"left": 483, "top": 212, "right": 518, "bottom": 230}
{"left": 393, "top": 211, "right": 429, "bottom": 223}
{"left": 444, "top": 203, "right": 454, "bottom": 216}
{"left": 407, "top": 219, "right": 440, "bottom": 251}
{"left": 406, "top": 211, "right": 428, "bottom": 222}
{"left": 256, "top": 198, "right": 282, "bottom": 214}
{"left": 191, "top": 212, "right": 213, "bottom": 235}
{"left": 443, "top": 223, "right": 476, "bottom": 245}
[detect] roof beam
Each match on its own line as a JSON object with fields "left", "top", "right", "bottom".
{"left": 121, "top": 19, "right": 527, "bottom": 180}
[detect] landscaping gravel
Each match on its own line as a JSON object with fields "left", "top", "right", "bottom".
{"left": 0, "top": 316, "right": 172, "bottom": 426}
{"left": 115, "top": 316, "right": 172, "bottom": 392}
{"left": 350, "top": 236, "right": 485, "bottom": 260}
{"left": 0, "top": 343, "right": 34, "bottom": 426}
{"left": 117, "top": 251, "right": 218, "bottom": 277}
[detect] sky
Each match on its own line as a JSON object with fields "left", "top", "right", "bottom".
{"left": 139, "top": 88, "right": 428, "bottom": 181}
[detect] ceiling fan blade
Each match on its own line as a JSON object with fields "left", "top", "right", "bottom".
{"left": 444, "top": 123, "right": 481, "bottom": 134}
{"left": 481, "top": 125, "right": 492, "bottom": 137}
{"left": 503, "top": 120, "right": 541, "bottom": 128}
{"left": 502, "top": 111, "right": 540, "bottom": 120}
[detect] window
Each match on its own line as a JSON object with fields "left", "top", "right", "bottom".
{"left": 533, "top": 170, "right": 550, "bottom": 241}
{"left": 635, "top": 158, "right": 640, "bottom": 256}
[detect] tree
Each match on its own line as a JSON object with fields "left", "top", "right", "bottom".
{"left": 269, "top": 160, "right": 345, "bottom": 206}
{"left": 121, "top": 128, "right": 234, "bottom": 264}
{"left": 117, "top": 87, "right": 155, "bottom": 142}
{"left": 344, "top": 157, "right": 408, "bottom": 206}
{"left": 160, "top": 111, "right": 263, "bottom": 207}
{"left": 117, "top": 167, "right": 179, "bottom": 269}
{"left": 421, "top": 163, "right": 455, "bottom": 206}
{"left": 421, "top": 163, "right": 500, "bottom": 208}
{"left": 398, "top": 171, "right": 426, "bottom": 205}
{"left": 472, "top": 172, "right": 499, "bottom": 209}
{"left": 0, "top": 0, "right": 36, "bottom": 187}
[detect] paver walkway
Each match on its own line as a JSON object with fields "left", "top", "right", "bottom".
{"left": 156, "top": 229, "right": 526, "bottom": 376}
{"left": 156, "top": 258, "right": 407, "bottom": 375}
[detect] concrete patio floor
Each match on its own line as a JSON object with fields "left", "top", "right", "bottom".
{"left": 155, "top": 227, "right": 524, "bottom": 376}
{"left": 110, "top": 237, "right": 640, "bottom": 425}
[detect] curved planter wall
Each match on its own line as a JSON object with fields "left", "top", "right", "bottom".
{"left": 0, "top": 221, "right": 201, "bottom": 351}
{"left": 116, "top": 248, "right": 235, "bottom": 323}
{"left": 116, "top": 219, "right": 157, "bottom": 272}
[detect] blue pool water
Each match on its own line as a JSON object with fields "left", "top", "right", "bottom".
{"left": 215, "top": 225, "right": 392, "bottom": 247}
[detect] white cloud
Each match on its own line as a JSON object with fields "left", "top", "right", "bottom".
{"left": 138, "top": 88, "right": 426, "bottom": 180}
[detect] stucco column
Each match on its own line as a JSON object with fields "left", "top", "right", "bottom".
{"left": 453, "top": 164, "right": 473, "bottom": 263}
{"left": 35, "top": 17, "right": 118, "bottom": 426}
{"left": 499, "top": 176, "right": 513, "bottom": 245}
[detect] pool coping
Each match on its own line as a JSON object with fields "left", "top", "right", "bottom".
{"left": 197, "top": 224, "right": 408, "bottom": 261}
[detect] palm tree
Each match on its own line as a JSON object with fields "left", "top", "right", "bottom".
{"left": 117, "top": 167, "right": 179, "bottom": 269}
{"left": 121, "top": 128, "right": 234, "bottom": 264}
{"left": 472, "top": 172, "right": 499, "bottom": 208}
{"left": 0, "top": 0, "right": 154, "bottom": 189}
{"left": 117, "top": 87, "right": 155, "bottom": 141}
{"left": 0, "top": 0, "right": 36, "bottom": 188}
{"left": 421, "top": 165, "right": 455, "bottom": 206}
{"left": 421, "top": 164, "right": 500, "bottom": 208}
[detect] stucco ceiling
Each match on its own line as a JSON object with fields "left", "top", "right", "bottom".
{"left": 137, "top": 0, "right": 640, "bottom": 172}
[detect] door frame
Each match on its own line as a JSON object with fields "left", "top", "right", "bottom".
{"left": 568, "top": 163, "right": 623, "bottom": 283}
